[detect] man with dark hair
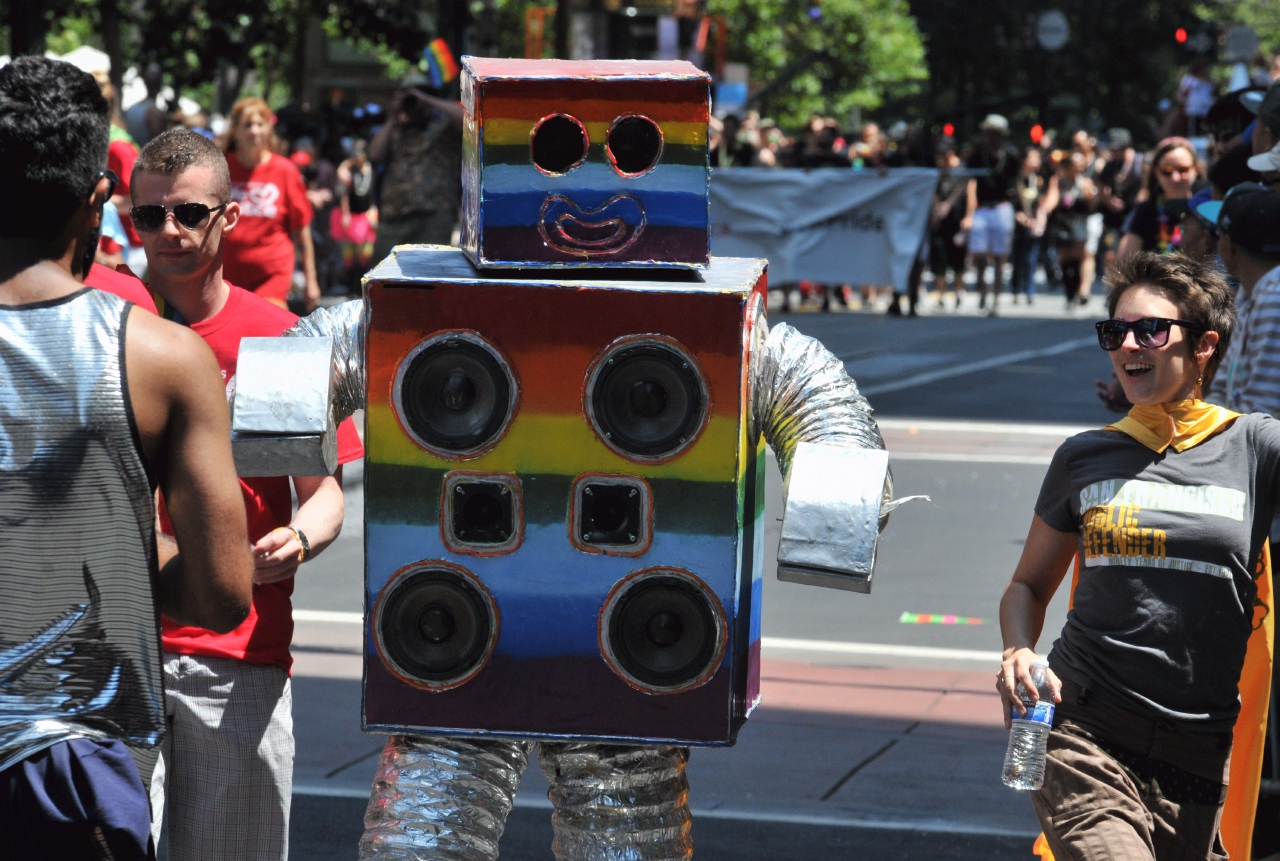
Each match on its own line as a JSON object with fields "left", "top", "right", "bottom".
{"left": 0, "top": 57, "right": 253, "bottom": 860}
{"left": 130, "top": 127, "right": 363, "bottom": 861}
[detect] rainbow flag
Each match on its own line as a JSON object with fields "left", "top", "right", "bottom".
{"left": 425, "top": 38, "right": 459, "bottom": 88}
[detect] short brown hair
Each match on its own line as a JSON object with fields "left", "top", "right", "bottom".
{"left": 133, "top": 127, "right": 231, "bottom": 203}
{"left": 1104, "top": 252, "right": 1236, "bottom": 385}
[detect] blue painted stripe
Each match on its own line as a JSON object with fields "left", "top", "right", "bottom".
{"left": 480, "top": 189, "right": 708, "bottom": 229}
{"left": 480, "top": 162, "right": 708, "bottom": 196}
{"left": 366, "top": 522, "right": 738, "bottom": 658}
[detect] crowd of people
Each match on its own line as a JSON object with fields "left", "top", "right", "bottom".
{"left": 94, "top": 69, "right": 463, "bottom": 314}
{"left": 706, "top": 62, "right": 1280, "bottom": 318}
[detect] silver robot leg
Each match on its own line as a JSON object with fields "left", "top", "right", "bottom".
{"left": 359, "top": 734, "right": 534, "bottom": 861}
{"left": 538, "top": 743, "right": 693, "bottom": 861}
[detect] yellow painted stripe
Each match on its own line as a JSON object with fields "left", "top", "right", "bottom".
{"left": 366, "top": 404, "right": 738, "bottom": 481}
{"left": 482, "top": 118, "right": 706, "bottom": 147}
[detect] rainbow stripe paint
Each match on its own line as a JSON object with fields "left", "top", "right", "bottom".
{"left": 460, "top": 58, "right": 711, "bottom": 268}
{"left": 361, "top": 247, "right": 767, "bottom": 745}
{"left": 899, "top": 612, "right": 986, "bottom": 625}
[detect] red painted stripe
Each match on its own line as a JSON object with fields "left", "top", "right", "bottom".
{"left": 477, "top": 86, "right": 708, "bottom": 124}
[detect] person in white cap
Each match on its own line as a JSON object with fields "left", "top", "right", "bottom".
{"left": 961, "top": 113, "right": 1021, "bottom": 315}
{"left": 1246, "top": 142, "right": 1280, "bottom": 190}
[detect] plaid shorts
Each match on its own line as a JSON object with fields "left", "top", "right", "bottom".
{"left": 148, "top": 653, "right": 293, "bottom": 861}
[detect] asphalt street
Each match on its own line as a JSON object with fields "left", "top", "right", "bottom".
{"left": 276, "top": 301, "right": 1119, "bottom": 861}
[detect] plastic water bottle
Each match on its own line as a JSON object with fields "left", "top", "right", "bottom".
{"left": 1002, "top": 659, "right": 1054, "bottom": 790}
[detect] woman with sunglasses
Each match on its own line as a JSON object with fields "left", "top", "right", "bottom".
{"left": 998, "top": 251, "right": 1274, "bottom": 860}
{"left": 219, "top": 97, "right": 318, "bottom": 311}
{"left": 1116, "top": 138, "right": 1204, "bottom": 259}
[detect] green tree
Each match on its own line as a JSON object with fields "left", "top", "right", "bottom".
{"left": 1208, "top": 0, "right": 1280, "bottom": 58}
{"left": 707, "top": 0, "right": 927, "bottom": 129}
{"left": 908, "top": 0, "right": 1209, "bottom": 142}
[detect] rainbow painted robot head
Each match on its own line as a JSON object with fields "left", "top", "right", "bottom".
{"left": 459, "top": 58, "right": 711, "bottom": 269}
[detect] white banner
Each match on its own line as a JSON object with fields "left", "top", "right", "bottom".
{"left": 709, "top": 168, "right": 939, "bottom": 290}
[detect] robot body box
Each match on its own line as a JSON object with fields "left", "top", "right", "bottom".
{"left": 362, "top": 246, "right": 765, "bottom": 745}
{"left": 460, "top": 57, "right": 711, "bottom": 269}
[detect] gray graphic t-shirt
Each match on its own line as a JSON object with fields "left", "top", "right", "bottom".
{"left": 1035, "top": 413, "right": 1279, "bottom": 731}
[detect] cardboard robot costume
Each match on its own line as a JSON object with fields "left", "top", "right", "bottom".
{"left": 233, "top": 58, "right": 902, "bottom": 861}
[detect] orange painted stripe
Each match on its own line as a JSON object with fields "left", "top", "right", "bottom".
{"left": 366, "top": 333, "right": 742, "bottom": 417}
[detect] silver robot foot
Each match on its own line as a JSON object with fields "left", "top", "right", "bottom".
{"left": 538, "top": 743, "right": 693, "bottom": 861}
{"left": 358, "top": 734, "right": 534, "bottom": 860}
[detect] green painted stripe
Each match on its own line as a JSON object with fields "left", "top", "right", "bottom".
{"left": 365, "top": 462, "right": 738, "bottom": 536}
{"left": 481, "top": 143, "right": 707, "bottom": 169}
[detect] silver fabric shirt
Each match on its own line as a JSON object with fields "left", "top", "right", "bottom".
{"left": 0, "top": 288, "right": 162, "bottom": 771}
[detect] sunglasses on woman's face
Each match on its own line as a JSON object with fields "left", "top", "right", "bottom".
{"left": 1096, "top": 317, "right": 1200, "bottom": 351}
{"left": 129, "top": 202, "right": 228, "bottom": 233}
{"left": 1158, "top": 165, "right": 1193, "bottom": 178}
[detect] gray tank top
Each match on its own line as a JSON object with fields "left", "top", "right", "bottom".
{"left": 0, "top": 288, "right": 162, "bottom": 771}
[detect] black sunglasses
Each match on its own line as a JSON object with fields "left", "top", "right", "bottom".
{"left": 130, "top": 201, "right": 228, "bottom": 233}
{"left": 1096, "top": 317, "right": 1200, "bottom": 351}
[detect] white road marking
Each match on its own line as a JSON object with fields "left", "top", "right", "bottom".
{"left": 889, "top": 451, "right": 1052, "bottom": 465}
{"left": 877, "top": 417, "right": 1093, "bottom": 436}
{"left": 296, "top": 609, "right": 363, "bottom": 624}
{"left": 858, "top": 336, "right": 1097, "bottom": 396}
{"left": 293, "top": 613, "right": 1003, "bottom": 663}
{"left": 761, "top": 637, "right": 1001, "bottom": 663}
{"left": 294, "top": 608, "right": 1003, "bottom": 660}
{"left": 289, "top": 785, "right": 1037, "bottom": 837}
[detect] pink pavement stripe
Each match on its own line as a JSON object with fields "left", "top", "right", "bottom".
{"left": 757, "top": 659, "right": 1005, "bottom": 730}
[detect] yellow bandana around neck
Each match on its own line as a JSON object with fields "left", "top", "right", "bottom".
{"left": 1105, "top": 399, "right": 1242, "bottom": 453}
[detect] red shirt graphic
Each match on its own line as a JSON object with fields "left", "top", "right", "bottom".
{"left": 222, "top": 152, "right": 312, "bottom": 303}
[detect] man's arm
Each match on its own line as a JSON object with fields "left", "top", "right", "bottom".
{"left": 368, "top": 111, "right": 397, "bottom": 165}
{"left": 961, "top": 178, "right": 978, "bottom": 229}
{"left": 293, "top": 227, "right": 320, "bottom": 311}
{"left": 419, "top": 92, "right": 464, "bottom": 128}
{"left": 251, "top": 469, "right": 346, "bottom": 584}
{"left": 124, "top": 307, "right": 253, "bottom": 632}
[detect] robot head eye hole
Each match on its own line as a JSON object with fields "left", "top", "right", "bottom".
{"left": 607, "top": 115, "right": 663, "bottom": 176}
{"left": 531, "top": 114, "right": 589, "bottom": 174}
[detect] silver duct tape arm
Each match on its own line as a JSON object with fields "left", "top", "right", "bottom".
{"left": 753, "top": 323, "right": 925, "bottom": 592}
{"left": 229, "top": 336, "right": 338, "bottom": 477}
{"left": 538, "top": 743, "right": 693, "bottom": 861}
{"left": 358, "top": 735, "right": 534, "bottom": 861}
{"left": 283, "top": 298, "right": 367, "bottom": 424}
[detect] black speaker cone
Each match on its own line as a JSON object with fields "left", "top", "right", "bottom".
{"left": 580, "top": 483, "right": 641, "bottom": 545}
{"left": 451, "top": 481, "right": 515, "bottom": 545}
{"left": 379, "top": 567, "right": 494, "bottom": 686}
{"left": 398, "top": 336, "right": 512, "bottom": 456}
{"left": 606, "top": 574, "right": 721, "bottom": 689}
{"left": 591, "top": 343, "right": 705, "bottom": 459}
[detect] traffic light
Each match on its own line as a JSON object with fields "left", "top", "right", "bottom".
{"left": 1175, "top": 27, "right": 1187, "bottom": 44}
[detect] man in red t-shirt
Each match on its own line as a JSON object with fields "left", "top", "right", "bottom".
{"left": 131, "top": 128, "right": 363, "bottom": 861}
{"left": 85, "top": 262, "right": 157, "bottom": 313}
